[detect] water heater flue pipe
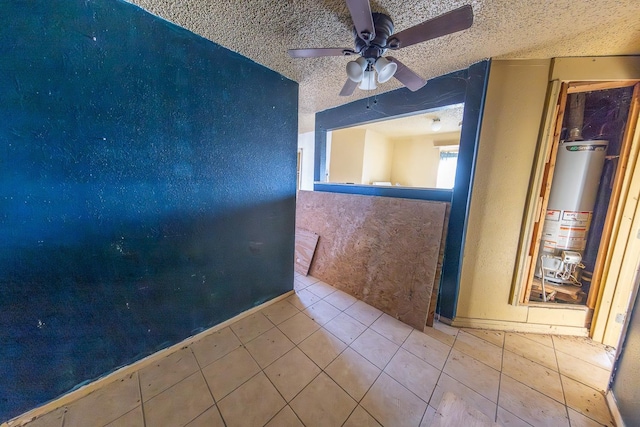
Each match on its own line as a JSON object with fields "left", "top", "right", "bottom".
{"left": 566, "top": 93, "right": 586, "bottom": 141}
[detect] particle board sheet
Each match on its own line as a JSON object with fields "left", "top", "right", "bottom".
{"left": 296, "top": 190, "right": 448, "bottom": 330}
{"left": 428, "top": 203, "right": 450, "bottom": 326}
{"left": 294, "top": 227, "right": 319, "bottom": 275}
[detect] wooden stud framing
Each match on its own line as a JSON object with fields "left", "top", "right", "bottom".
{"left": 520, "top": 83, "right": 569, "bottom": 304}
{"left": 590, "top": 83, "right": 640, "bottom": 339}
{"left": 567, "top": 80, "right": 638, "bottom": 94}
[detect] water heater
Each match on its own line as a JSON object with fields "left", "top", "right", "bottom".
{"left": 537, "top": 140, "right": 608, "bottom": 284}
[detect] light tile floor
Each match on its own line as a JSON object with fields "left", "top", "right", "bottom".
{"left": 24, "top": 273, "right": 617, "bottom": 427}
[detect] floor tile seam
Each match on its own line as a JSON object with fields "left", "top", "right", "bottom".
{"left": 446, "top": 346, "right": 503, "bottom": 379}
{"left": 496, "top": 405, "right": 535, "bottom": 427}
{"left": 499, "top": 367, "right": 566, "bottom": 406}
{"left": 258, "top": 344, "right": 305, "bottom": 375}
{"left": 450, "top": 339, "right": 503, "bottom": 372}
{"left": 206, "top": 327, "right": 264, "bottom": 404}
{"left": 191, "top": 341, "right": 243, "bottom": 372}
{"left": 555, "top": 368, "right": 609, "bottom": 393}
{"left": 187, "top": 346, "right": 222, "bottom": 422}
{"left": 342, "top": 308, "right": 381, "bottom": 328}
{"left": 305, "top": 286, "right": 337, "bottom": 300}
{"left": 347, "top": 327, "right": 400, "bottom": 371}
{"left": 318, "top": 296, "right": 352, "bottom": 313}
{"left": 502, "top": 346, "right": 560, "bottom": 373}
{"left": 399, "top": 340, "right": 452, "bottom": 373}
{"left": 493, "top": 336, "right": 507, "bottom": 423}
{"left": 295, "top": 276, "right": 319, "bottom": 286}
{"left": 442, "top": 365, "right": 499, "bottom": 405}
{"left": 553, "top": 347, "right": 614, "bottom": 372}
{"left": 285, "top": 368, "right": 324, "bottom": 404}
{"left": 297, "top": 327, "right": 350, "bottom": 371}
{"left": 262, "top": 298, "right": 303, "bottom": 320}
{"left": 555, "top": 368, "right": 573, "bottom": 427}
{"left": 328, "top": 314, "right": 370, "bottom": 346}
{"left": 559, "top": 373, "right": 608, "bottom": 397}
{"left": 562, "top": 395, "right": 615, "bottom": 427}
{"left": 500, "top": 371, "right": 571, "bottom": 418}
{"left": 323, "top": 289, "right": 359, "bottom": 311}
{"left": 267, "top": 405, "right": 305, "bottom": 427}
{"left": 339, "top": 405, "right": 359, "bottom": 427}
{"left": 261, "top": 362, "right": 321, "bottom": 421}
{"left": 136, "top": 369, "right": 147, "bottom": 427}
{"left": 566, "top": 404, "right": 615, "bottom": 427}
{"left": 458, "top": 329, "right": 505, "bottom": 350}
{"left": 515, "top": 333, "right": 554, "bottom": 349}
{"left": 213, "top": 369, "right": 264, "bottom": 408}
{"left": 178, "top": 403, "right": 219, "bottom": 427}
{"left": 231, "top": 315, "right": 278, "bottom": 347}
{"left": 299, "top": 304, "right": 342, "bottom": 326}
{"left": 422, "top": 322, "right": 458, "bottom": 410}
{"left": 302, "top": 276, "right": 321, "bottom": 286}
{"left": 142, "top": 367, "right": 217, "bottom": 414}
{"left": 140, "top": 363, "right": 202, "bottom": 403}
{"left": 244, "top": 331, "right": 297, "bottom": 368}
{"left": 364, "top": 331, "right": 431, "bottom": 415}
{"left": 273, "top": 313, "right": 322, "bottom": 344}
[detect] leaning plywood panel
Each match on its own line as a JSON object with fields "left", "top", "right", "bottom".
{"left": 294, "top": 228, "right": 319, "bottom": 275}
{"left": 296, "top": 190, "right": 448, "bottom": 329}
{"left": 428, "top": 203, "right": 450, "bottom": 326}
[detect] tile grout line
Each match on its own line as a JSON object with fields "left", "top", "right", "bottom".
{"left": 423, "top": 326, "right": 459, "bottom": 420}
{"left": 136, "top": 371, "right": 147, "bottom": 427}
{"left": 494, "top": 335, "right": 506, "bottom": 423}
{"left": 352, "top": 313, "right": 428, "bottom": 427}
{"left": 267, "top": 287, "right": 364, "bottom": 423}
{"left": 281, "top": 289, "right": 369, "bottom": 425}
{"left": 232, "top": 317, "right": 313, "bottom": 426}
{"left": 187, "top": 346, "right": 226, "bottom": 427}
{"left": 552, "top": 336, "right": 575, "bottom": 426}
{"left": 282, "top": 287, "right": 385, "bottom": 425}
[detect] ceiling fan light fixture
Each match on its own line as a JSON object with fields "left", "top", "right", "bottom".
{"left": 346, "top": 57, "right": 368, "bottom": 82}
{"left": 431, "top": 118, "right": 442, "bottom": 132}
{"left": 359, "top": 70, "right": 377, "bottom": 90}
{"left": 374, "top": 57, "right": 397, "bottom": 83}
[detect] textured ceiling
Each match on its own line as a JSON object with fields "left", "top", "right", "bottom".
{"left": 128, "top": 0, "right": 640, "bottom": 132}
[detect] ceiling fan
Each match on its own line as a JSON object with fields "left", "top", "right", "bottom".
{"left": 288, "top": 0, "right": 473, "bottom": 96}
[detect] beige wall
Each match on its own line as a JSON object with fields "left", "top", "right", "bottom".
{"left": 330, "top": 127, "right": 460, "bottom": 188}
{"left": 328, "top": 128, "right": 366, "bottom": 183}
{"left": 362, "top": 130, "right": 393, "bottom": 184}
{"left": 456, "top": 57, "right": 640, "bottom": 336}
{"left": 391, "top": 136, "right": 441, "bottom": 187}
{"left": 456, "top": 59, "right": 563, "bottom": 329}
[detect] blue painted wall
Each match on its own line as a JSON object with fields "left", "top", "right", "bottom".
{"left": 0, "top": 0, "right": 297, "bottom": 420}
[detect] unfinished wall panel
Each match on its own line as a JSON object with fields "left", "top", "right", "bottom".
{"left": 294, "top": 228, "right": 319, "bottom": 275}
{"left": 296, "top": 191, "right": 448, "bottom": 329}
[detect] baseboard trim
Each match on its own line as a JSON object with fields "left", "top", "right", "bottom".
{"left": 606, "top": 390, "right": 625, "bottom": 427}
{"left": 450, "top": 317, "right": 589, "bottom": 336}
{"left": 3, "top": 290, "right": 295, "bottom": 427}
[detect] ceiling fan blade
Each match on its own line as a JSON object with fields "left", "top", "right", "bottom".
{"left": 390, "top": 5, "right": 473, "bottom": 49}
{"left": 346, "top": 0, "right": 376, "bottom": 42}
{"left": 387, "top": 56, "right": 426, "bottom": 91}
{"left": 288, "top": 48, "right": 356, "bottom": 58}
{"left": 339, "top": 78, "right": 358, "bottom": 97}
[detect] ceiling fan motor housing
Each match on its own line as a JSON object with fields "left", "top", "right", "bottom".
{"left": 353, "top": 13, "right": 394, "bottom": 60}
